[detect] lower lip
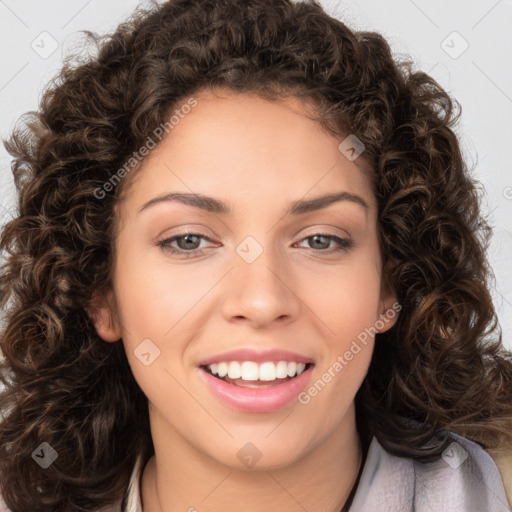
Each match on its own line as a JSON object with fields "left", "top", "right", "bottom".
{"left": 198, "top": 365, "right": 314, "bottom": 413}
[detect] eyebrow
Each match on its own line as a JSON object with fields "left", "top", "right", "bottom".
{"left": 138, "top": 191, "right": 369, "bottom": 215}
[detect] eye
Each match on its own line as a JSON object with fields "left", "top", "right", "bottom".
{"left": 157, "top": 232, "right": 214, "bottom": 258}
{"left": 294, "top": 234, "right": 353, "bottom": 253}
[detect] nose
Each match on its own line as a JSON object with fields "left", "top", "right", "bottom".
{"left": 220, "top": 240, "right": 301, "bottom": 328}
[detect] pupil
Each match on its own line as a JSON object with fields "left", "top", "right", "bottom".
{"left": 181, "top": 234, "right": 199, "bottom": 249}
{"left": 311, "top": 235, "right": 328, "bottom": 249}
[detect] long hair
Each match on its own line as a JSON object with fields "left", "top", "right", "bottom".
{"left": 1, "top": 1, "right": 511, "bottom": 510}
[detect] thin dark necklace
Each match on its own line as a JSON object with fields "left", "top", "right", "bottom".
{"left": 340, "top": 446, "right": 365, "bottom": 512}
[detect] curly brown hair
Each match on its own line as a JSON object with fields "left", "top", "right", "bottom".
{"left": 1, "top": 0, "right": 511, "bottom": 511}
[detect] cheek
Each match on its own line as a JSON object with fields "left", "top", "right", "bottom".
{"left": 302, "top": 254, "right": 381, "bottom": 400}
{"left": 111, "top": 249, "right": 203, "bottom": 343}
{"left": 308, "top": 261, "right": 382, "bottom": 341}
{"left": 110, "top": 251, "right": 216, "bottom": 398}
{"left": 112, "top": 254, "right": 194, "bottom": 407}
{"left": 301, "top": 323, "right": 375, "bottom": 425}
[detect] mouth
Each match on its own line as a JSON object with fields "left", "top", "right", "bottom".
{"left": 200, "top": 361, "right": 315, "bottom": 388}
{"left": 197, "top": 360, "right": 315, "bottom": 412}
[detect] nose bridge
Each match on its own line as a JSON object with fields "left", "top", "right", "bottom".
{"left": 221, "top": 233, "right": 298, "bottom": 325}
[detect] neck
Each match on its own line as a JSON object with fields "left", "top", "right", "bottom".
{"left": 141, "top": 404, "right": 362, "bottom": 512}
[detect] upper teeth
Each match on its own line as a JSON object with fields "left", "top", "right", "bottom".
{"left": 206, "top": 361, "right": 308, "bottom": 381}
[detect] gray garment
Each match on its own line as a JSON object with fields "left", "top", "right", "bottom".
{"left": 349, "top": 432, "right": 510, "bottom": 511}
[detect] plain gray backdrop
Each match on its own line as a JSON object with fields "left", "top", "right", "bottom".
{"left": 0, "top": 0, "right": 511, "bottom": 348}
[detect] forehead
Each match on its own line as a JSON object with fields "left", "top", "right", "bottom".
{"left": 118, "top": 89, "right": 376, "bottom": 216}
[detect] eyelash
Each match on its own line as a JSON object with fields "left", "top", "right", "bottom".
{"left": 156, "top": 231, "right": 353, "bottom": 258}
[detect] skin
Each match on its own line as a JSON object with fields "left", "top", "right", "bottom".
{"left": 88, "top": 88, "right": 398, "bottom": 512}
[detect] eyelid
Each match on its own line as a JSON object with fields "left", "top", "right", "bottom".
{"left": 153, "top": 223, "right": 220, "bottom": 242}
{"left": 299, "top": 225, "right": 352, "bottom": 240}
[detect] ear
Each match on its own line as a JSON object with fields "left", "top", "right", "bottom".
{"left": 376, "top": 261, "right": 400, "bottom": 334}
{"left": 86, "top": 285, "right": 123, "bottom": 342}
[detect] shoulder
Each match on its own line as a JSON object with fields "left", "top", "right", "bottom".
{"left": 0, "top": 490, "right": 9, "bottom": 512}
{"left": 489, "top": 447, "right": 512, "bottom": 507}
{"left": 349, "top": 431, "right": 511, "bottom": 512}
{"left": 123, "top": 452, "right": 144, "bottom": 512}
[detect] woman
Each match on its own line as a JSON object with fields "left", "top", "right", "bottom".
{"left": 1, "top": 1, "right": 511, "bottom": 511}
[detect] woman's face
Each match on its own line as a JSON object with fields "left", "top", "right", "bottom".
{"left": 92, "top": 89, "right": 397, "bottom": 469}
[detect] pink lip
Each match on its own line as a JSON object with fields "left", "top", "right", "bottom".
{"left": 197, "top": 364, "right": 315, "bottom": 413}
{"left": 198, "top": 348, "right": 314, "bottom": 366}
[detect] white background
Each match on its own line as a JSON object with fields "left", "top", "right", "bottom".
{"left": 0, "top": 0, "right": 511, "bottom": 349}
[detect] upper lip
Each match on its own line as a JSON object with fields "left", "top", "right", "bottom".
{"left": 198, "top": 348, "right": 315, "bottom": 366}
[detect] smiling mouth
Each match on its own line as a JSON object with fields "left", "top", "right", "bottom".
{"left": 200, "top": 362, "right": 315, "bottom": 388}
